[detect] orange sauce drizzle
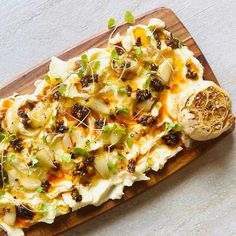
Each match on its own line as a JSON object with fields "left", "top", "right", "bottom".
{"left": 133, "top": 27, "right": 149, "bottom": 47}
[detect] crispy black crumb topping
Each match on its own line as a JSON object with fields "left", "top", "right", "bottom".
{"left": 153, "top": 30, "right": 161, "bottom": 49}
{"left": 95, "top": 119, "right": 107, "bottom": 129}
{"left": 165, "top": 33, "right": 179, "bottom": 49}
{"left": 41, "top": 180, "right": 51, "bottom": 193}
{"left": 17, "top": 109, "right": 31, "bottom": 128}
{"left": 71, "top": 187, "right": 82, "bottom": 202}
{"left": 150, "top": 63, "right": 158, "bottom": 71}
{"left": 52, "top": 90, "right": 62, "bottom": 101}
{"left": 135, "top": 37, "right": 142, "bottom": 46}
{"left": 136, "top": 89, "right": 152, "bottom": 103}
{"left": 80, "top": 74, "right": 99, "bottom": 88}
{"left": 150, "top": 76, "right": 165, "bottom": 92}
{"left": 71, "top": 104, "right": 90, "bottom": 122}
{"left": 16, "top": 205, "right": 35, "bottom": 220}
{"left": 10, "top": 138, "right": 24, "bottom": 152}
{"left": 127, "top": 159, "right": 136, "bottom": 173}
{"left": 138, "top": 115, "right": 156, "bottom": 126}
{"left": 162, "top": 132, "right": 180, "bottom": 147}
{"left": 56, "top": 121, "right": 68, "bottom": 133}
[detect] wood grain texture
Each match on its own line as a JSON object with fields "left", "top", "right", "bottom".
{"left": 0, "top": 7, "right": 234, "bottom": 236}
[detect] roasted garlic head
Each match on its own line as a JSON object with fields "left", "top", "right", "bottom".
{"left": 177, "top": 80, "right": 234, "bottom": 141}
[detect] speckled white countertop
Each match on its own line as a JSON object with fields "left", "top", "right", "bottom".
{"left": 0, "top": 0, "right": 236, "bottom": 235}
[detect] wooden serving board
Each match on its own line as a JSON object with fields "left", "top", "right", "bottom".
{"left": 0, "top": 7, "right": 234, "bottom": 236}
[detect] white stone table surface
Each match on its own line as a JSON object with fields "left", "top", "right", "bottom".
{"left": 0, "top": 0, "right": 235, "bottom": 235}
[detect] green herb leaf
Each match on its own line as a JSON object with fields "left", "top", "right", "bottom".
{"left": 118, "top": 87, "right": 127, "bottom": 94}
{"left": 146, "top": 35, "right": 152, "bottom": 42}
{"left": 39, "top": 203, "right": 48, "bottom": 213}
{"left": 31, "top": 157, "right": 39, "bottom": 167}
{"left": 77, "top": 68, "right": 85, "bottom": 78}
{"left": 68, "top": 126, "right": 73, "bottom": 133}
{"left": 85, "top": 140, "right": 91, "bottom": 148}
{"left": 19, "top": 185, "right": 24, "bottom": 191}
{"left": 178, "top": 38, "right": 184, "bottom": 48}
{"left": 42, "top": 135, "right": 48, "bottom": 144}
{"left": 127, "top": 137, "right": 133, "bottom": 149}
{"left": 74, "top": 148, "right": 89, "bottom": 158}
{"left": 142, "top": 77, "right": 151, "bottom": 89}
{"left": 57, "top": 84, "right": 66, "bottom": 95}
{"left": 102, "top": 125, "right": 110, "bottom": 133}
{"left": 148, "top": 25, "right": 155, "bottom": 32}
{"left": 117, "top": 153, "right": 125, "bottom": 160}
{"left": 0, "top": 133, "right": 5, "bottom": 142}
{"left": 157, "top": 50, "right": 162, "bottom": 59}
{"left": 144, "top": 61, "right": 151, "bottom": 69}
{"left": 93, "top": 61, "right": 101, "bottom": 72}
{"left": 116, "top": 107, "right": 129, "bottom": 115}
{"left": 102, "top": 124, "right": 126, "bottom": 135}
{"left": 106, "top": 81, "right": 113, "bottom": 86}
{"left": 111, "top": 49, "right": 119, "bottom": 60}
{"left": 155, "top": 102, "right": 162, "bottom": 109}
{"left": 9, "top": 154, "right": 16, "bottom": 162}
{"left": 81, "top": 54, "right": 88, "bottom": 68}
{"left": 135, "top": 47, "right": 142, "bottom": 56}
{"left": 32, "top": 146, "right": 39, "bottom": 151}
{"left": 107, "top": 162, "right": 117, "bottom": 173}
{"left": 165, "top": 122, "right": 183, "bottom": 133}
{"left": 0, "top": 132, "right": 14, "bottom": 143}
{"left": 108, "top": 18, "right": 116, "bottom": 29}
{"left": 59, "top": 153, "right": 71, "bottom": 163}
{"left": 37, "top": 186, "right": 43, "bottom": 193}
{"left": 44, "top": 75, "right": 50, "bottom": 82}
{"left": 124, "top": 11, "right": 135, "bottom": 24}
